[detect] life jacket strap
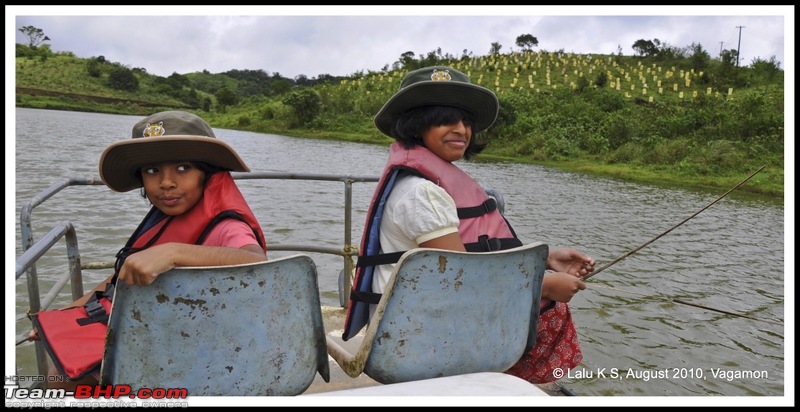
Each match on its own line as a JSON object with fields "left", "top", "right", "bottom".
{"left": 350, "top": 289, "right": 382, "bottom": 305}
{"left": 465, "top": 235, "right": 523, "bottom": 252}
{"left": 356, "top": 251, "right": 405, "bottom": 268}
{"left": 457, "top": 197, "right": 497, "bottom": 220}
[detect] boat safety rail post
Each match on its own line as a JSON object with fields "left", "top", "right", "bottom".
{"left": 16, "top": 220, "right": 86, "bottom": 378}
{"left": 19, "top": 177, "right": 104, "bottom": 379}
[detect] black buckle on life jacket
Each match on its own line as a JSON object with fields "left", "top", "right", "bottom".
{"left": 477, "top": 235, "right": 502, "bottom": 252}
{"left": 483, "top": 197, "right": 498, "bottom": 214}
{"left": 84, "top": 299, "right": 106, "bottom": 320}
{"left": 76, "top": 293, "right": 110, "bottom": 326}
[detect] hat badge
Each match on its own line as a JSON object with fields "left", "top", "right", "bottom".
{"left": 430, "top": 69, "right": 451, "bottom": 82}
{"left": 142, "top": 121, "right": 166, "bottom": 137}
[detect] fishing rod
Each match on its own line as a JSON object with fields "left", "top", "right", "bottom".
{"left": 583, "top": 165, "right": 782, "bottom": 326}
{"left": 585, "top": 165, "right": 766, "bottom": 280}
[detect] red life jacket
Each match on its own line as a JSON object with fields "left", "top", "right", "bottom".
{"left": 31, "top": 172, "right": 266, "bottom": 380}
{"left": 342, "top": 142, "right": 523, "bottom": 340}
{"left": 129, "top": 173, "right": 266, "bottom": 251}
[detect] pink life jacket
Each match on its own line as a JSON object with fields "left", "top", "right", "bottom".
{"left": 32, "top": 172, "right": 266, "bottom": 380}
{"left": 342, "top": 142, "right": 525, "bottom": 340}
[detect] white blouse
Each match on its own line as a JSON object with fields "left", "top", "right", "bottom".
{"left": 372, "top": 174, "right": 460, "bottom": 294}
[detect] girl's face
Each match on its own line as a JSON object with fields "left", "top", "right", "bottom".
{"left": 421, "top": 119, "right": 472, "bottom": 162}
{"left": 141, "top": 162, "right": 205, "bottom": 216}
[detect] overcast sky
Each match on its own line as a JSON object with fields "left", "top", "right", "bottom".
{"left": 8, "top": 6, "right": 793, "bottom": 80}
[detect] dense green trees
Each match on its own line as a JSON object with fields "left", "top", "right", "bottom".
{"left": 215, "top": 87, "right": 238, "bottom": 109}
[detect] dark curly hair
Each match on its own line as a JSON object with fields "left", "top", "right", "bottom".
{"left": 389, "top": 106, "right": 488, "bottom": 160}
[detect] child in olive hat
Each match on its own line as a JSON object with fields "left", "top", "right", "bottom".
{"left": 345, "top": 66, "right": 595, "bottom": 384}
{"left": 30, "top": 111, "right": 267, "bottom": 390}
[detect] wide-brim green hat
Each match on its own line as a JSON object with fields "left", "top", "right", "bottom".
{"left": 99, "top": 111, "right": 249, "bottom": 192}
{"left": 374, "top": 66, "right": 499, "bottom": 137}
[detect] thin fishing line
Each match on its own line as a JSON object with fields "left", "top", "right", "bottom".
{"left": 582, "top": 166, "right": 782, "bottom": 326}
{"left": 590, "top": 283, "right": 783, "bottom": 327}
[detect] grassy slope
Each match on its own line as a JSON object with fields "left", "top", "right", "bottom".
{"left": 15, "top": 51, "right": 785, "bottom": 199}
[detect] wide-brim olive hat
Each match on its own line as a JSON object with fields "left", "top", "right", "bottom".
{"left": 374, "top": 66, "right": 499, "bottom": 137}
{"left": 99, "top": 111, "right": 249, "bottom": 192}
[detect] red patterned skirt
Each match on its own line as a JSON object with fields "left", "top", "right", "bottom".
{"left": 505, "top": 301, "right": 583, "bottom": 383}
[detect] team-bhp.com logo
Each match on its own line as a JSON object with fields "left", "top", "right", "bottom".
{"left": 6, "top": 382, "right": 189, "bottom": 408}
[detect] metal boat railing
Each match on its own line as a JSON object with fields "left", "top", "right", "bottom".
{"left": 17, "top": 172, "right": 379, "bottom": 378}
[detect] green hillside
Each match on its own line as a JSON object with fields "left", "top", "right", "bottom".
{"left": 15, "top": 43, "right": 784, "bottom": 198}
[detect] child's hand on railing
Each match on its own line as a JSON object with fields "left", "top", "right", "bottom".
{"left": 16, "top": 329, "right": 39, "bottom": 346}
{"left": 27, "top": 328, "right": 40, "bottom": 341}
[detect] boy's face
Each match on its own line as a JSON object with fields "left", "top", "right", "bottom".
{"left": 140, "top": 161, "right": 205, "bottom": 216}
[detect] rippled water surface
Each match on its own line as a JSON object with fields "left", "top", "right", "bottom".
{"left": 13, "top": 108, "right": 787, "bottom": 397}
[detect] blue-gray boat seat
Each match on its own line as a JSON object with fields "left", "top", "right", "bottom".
{"left": 326, "top": 243, "right": 548, "bottom": 385}
{"left": 100, "top": 255, "right": 330, "bottom": 396}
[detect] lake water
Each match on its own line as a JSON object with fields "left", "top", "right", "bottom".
{"left": 11, "top": 108, "right": 789, "bottom": 400}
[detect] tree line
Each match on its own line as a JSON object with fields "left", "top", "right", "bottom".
{"left": 16, "top": 25, "right": 784, "bottom": 197}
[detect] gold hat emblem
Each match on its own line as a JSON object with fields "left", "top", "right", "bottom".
{"left": 430, "top": 69, "right": 451, "bottom": 82}
{"left": 142, "top": 121, "right": 166, "bottom": 137}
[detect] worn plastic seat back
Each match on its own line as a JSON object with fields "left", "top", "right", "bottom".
{"left": 100, "top": 256, "right": 330, "bottom": 396}
{"left": 327, "top": 243, "right": 548, "bottom": 384}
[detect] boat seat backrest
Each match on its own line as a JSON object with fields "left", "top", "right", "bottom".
{"left": 327, "top": 242, "right": 548, "bottom": 384}
{"left": 100, "top": 255, "right": 330, "bottom": 396}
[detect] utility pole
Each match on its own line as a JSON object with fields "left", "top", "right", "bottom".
{"left": 736, "top": 25, "right": 745, "bottom": 67}
{"left": 719, "top": 41, "right": 724, "bottom": 58}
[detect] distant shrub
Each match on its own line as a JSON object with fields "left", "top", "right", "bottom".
{"left": 107, "top": 67, "right": 138, "bottom": 92}
{"left": 282, "top": 89, "right": 321, "bottom": 127}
